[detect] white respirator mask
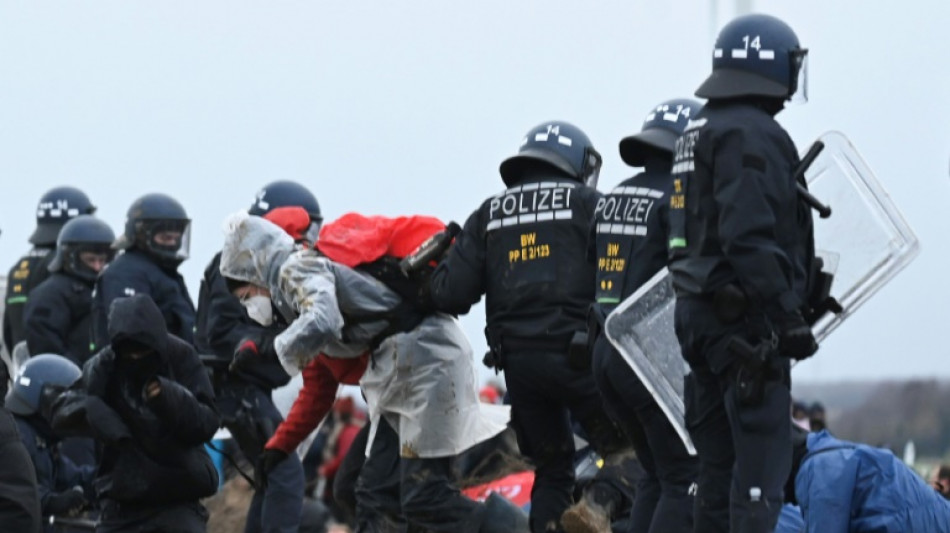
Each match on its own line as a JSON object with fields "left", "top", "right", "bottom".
{"left": 242, "top": 295, "right": 274, "bottom": 326}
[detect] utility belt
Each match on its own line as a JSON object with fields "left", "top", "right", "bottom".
{"left": 694, "top": 284, "right": 786, "bottom": 407}
{"left": 483, "top": 328, "right": 590, "bottom": 372}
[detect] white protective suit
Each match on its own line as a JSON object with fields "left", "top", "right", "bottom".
{"left": 220, "top": 213, "right": 509, "bottom": 458}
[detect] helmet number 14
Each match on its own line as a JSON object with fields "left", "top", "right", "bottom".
{"left": 742, "top": 35, "right": 762, "bottom": 51}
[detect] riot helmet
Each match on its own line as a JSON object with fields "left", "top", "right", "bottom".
{"left": 116, "top": 193, "right": 191, "bottom": 269}
{"left": 696, "top": 14, "right": 808, "bottom": 103}
{"left": 5, "top": 354, "right": 81, "bottom": 417}
{"left": 247, "top": 180, "right": 323, "bottom": 244}
{"left": 619, "top": 98, "right": 703, "bottom": 167}
{"left": 499, "top": 121, "right": 603, "bottom": 188}
{"left": 49, "top": 215, "right": 116, "bottom": 282}
{"left": 30, "top": 186, "right": 97, "bottom": 246}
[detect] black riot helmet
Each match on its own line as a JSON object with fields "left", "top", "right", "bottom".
{"left": 30, "top": 186, "right": 97, "bottom": 246}
{"left": 619, "top": 98, "right": 703, "bottom": 167}
{"left": 49, "top": 215, "right": 116, "bottom": 282}
{"left": 500, "top": 121, "right": 603, "bottom": 188}
{"left": 696, "top": 14, "right": 808, "bottom": 103}
{"left": 248, "top": 180, "right": 323, "bottom": 245}
{"left": 248, "top": 180, "right": 322, "bottom": 223}
{"left": 5, "top": 354, "right": 81, "bottom": 417}
{"left": 116, "top": 193, "right": 191, "bottom": 269}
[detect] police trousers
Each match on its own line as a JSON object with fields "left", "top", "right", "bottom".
{"left": 217, "top": 382, "right": 304, "bottom": 533}
{"left": 591, "top": 333, "right": 698, "bottom": 533}
{"left": 504, "top": 347, "right": 632, "bottom": 533}
{"left": 674, "top": 297, "right": 791, "bottom": 533}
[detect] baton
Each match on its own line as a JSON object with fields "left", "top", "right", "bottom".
{"left": 794, "top": 141, "right": 832, "bottom": 219}
{"left": 399, "top": 222, "right": 462, "bottom": 275}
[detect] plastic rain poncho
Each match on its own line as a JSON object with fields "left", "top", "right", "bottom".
{"left": 220, "top": 213, "right": 509, "bottom": 457}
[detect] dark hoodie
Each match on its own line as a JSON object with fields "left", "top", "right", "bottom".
{"left": 50, "top": 294, "right": 219, "bottom": 505}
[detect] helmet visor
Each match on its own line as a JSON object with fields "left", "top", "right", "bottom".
{"left": 789, "top": 48, "right": 809, "bottom": 105}
{"left": 583, "top": 148, "right": 603, "bottom": 189}
{"left": 146, "top": 219, "right": 191, "bottom": 261}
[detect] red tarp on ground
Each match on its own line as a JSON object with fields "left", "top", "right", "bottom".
{"left": 462, "top": 471, "right": 535, "bottom": 509}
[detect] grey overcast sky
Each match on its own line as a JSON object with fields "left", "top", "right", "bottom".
{"left": 1, "top": 1, "right": 947, "bottom": 383}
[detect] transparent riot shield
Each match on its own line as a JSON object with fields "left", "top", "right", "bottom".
{"left": 604, "top": 131, "right": 919, "bottom": 454}
{"left": 10, "top": 341, "right": 30, "bottom": 378}
{"left": 604, "top": 268, "right": 695, "bottom": 454}
{"left": 805, "top": 131, "right": 920, "bottom": 341}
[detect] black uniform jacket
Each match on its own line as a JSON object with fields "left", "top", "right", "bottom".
{"left": 14, "top": 416, "right": 93, "bottom": 516}
{"left": 430, "top": 174, "right": 602, "bottom": 342}
{"left": 91, "top": 249, "right": 196, "bottom": 351}
{"left": 668, "top": 101, "right": 814, "bottom": 316}
{"left": 24, "top": 273, "right": 95, "bottom": 367}
{"left": 592, "top": 170, "right": 672, "bottom": 316}
{"left": 4, "top": 248, "right": 54, "bottom": 354}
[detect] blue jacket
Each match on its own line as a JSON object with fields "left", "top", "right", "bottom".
{"left": 796, "top": 430, "right": 950, "bottom": 533}
{"left": 775, "top": 505, "right": 804, "bottom": 533}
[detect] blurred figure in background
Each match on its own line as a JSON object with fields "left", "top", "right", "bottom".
{"left": 792, "top": 401, "right": 811, "bottom": 431}
{"left": 808, "top": 402, "right": 827, "bottom": 432}
{"left": 931, "top": 465, "right": 950, "bottom": 500}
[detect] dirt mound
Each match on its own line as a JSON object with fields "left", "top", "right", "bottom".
{"left": 204, "top": 477, "right": 252, "bottom": 533}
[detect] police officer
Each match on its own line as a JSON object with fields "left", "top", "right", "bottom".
{"left": 92, "top": 193, "right": 195, "bottom": 351}
{"left": 667, "top": 14, "right": 818, "bottom": 533}
{"left": 195, "top": 180, "right": 320, "bottom": 533}
{"left": 589, "top": 99, "right": 702, "bottom": 533}
{"left": 429, "top": 121, "right": 635, "bottom": 533}
{"left": 3, "top": 187, "right": 95, "bottom": 398}
{"left": 6, "top": 354, "right": 95, "bottom": 529}
{"left": 24, "top": 215, "right": 115, "bottom": 367}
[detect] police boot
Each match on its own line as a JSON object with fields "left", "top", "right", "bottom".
{"left": 478, "top": 492, "right": 529, "bottom": 533}
{"left": 559, "top": 484, "right": 618, "bottom": 533}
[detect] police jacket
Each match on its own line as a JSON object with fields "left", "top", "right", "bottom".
{"left": 92, "top": 248, "right": 196, "bottom": 351}
{"left": 592, "top": 168, "right": 672, "bottom": 316}
{"left": 4, "top": 247, "right": 54, "bottom": 354}
{"left": 23, "top": 273, "right": 94, "bottom": 367}
{"left": 668, "top": 101, "right": 814, "bottom": 316}
{"left": 51, "top": 294, "right": 219, "bottom": 505}
{"left": 13, "top": 416, "right": 93, "bottom": 518}
{"left": 430, "top": 172, "right": 602, "bottom": 342}
{"left": 195, "top": 252, "right": 290, "bottom": 391}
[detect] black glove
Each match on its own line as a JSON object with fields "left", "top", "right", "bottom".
{"left": 254, "top": 448, "right": 288, "bottom": 491}
{"left": 229, "top": 339, "right": 260, "bottom": 373}
{"left": 773, "top": 311, "right": 818, "bottom": 360}
{"left": 45, "top": 486, "right": 87, "bottom": 516}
